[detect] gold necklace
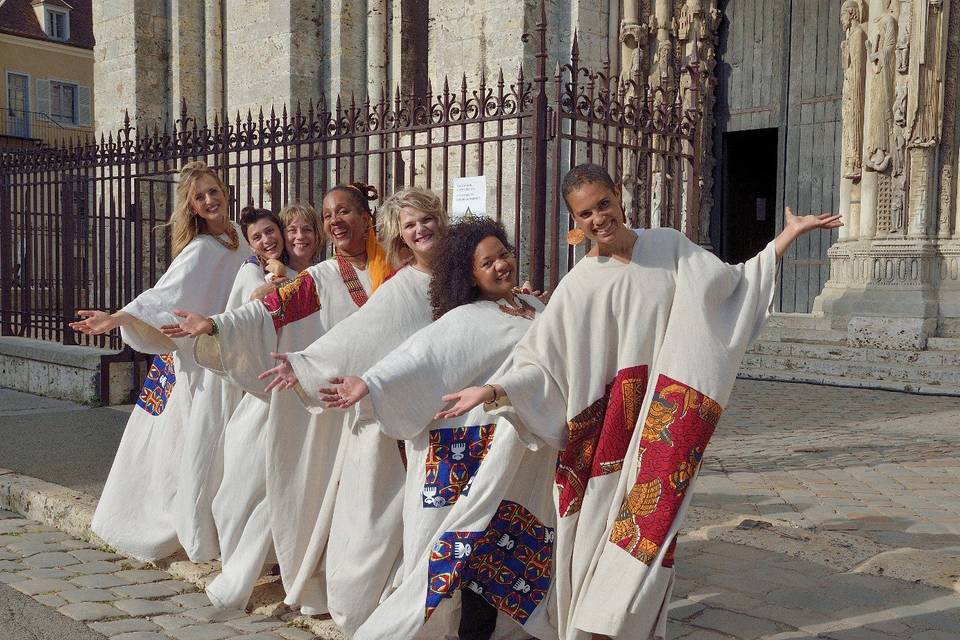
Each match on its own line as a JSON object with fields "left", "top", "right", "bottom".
{"left": 498, "top": 297, "right": 536, "bottom": 320}
{"left": 209, "top": 224, "right": 240, "bottom": 251}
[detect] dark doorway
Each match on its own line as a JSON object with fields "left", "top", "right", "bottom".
{"left": 720, "top": 128, "right": 778, "bottom": 264}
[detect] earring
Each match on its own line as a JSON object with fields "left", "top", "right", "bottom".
{"left": 567, "top": 228, "right": 586, "bottom": 246}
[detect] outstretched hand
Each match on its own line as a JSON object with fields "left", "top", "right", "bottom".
{"left": 319, "top": 376, "right": 369, "bottom": 409}
{"left": 258, "top": 353, "right": 299, "bottom": 393}
{"left": 434, "top": 386, "right": 491, "bottom": 420}
{"left": 776, "top": 207, "right": 843, "bottom": 258}
{"left": 69, "top": 310, "right": 117, "bottom": 336}
{"left": 159, "top": 310, "right": 213, "bottom": 338}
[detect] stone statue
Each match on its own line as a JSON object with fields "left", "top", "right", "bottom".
{"left": 896, "top": 0, "right": 912, "bottom": 73}
{"left": 864, "top": 0, "right": 898, "bottom": 173}
{"left": 907, "top": 0, "right": 946, "bottom": 147}
{"left": 841, "top": 0, "right": 868, "bottom": 180}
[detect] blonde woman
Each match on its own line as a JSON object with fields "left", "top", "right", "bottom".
{"left": 69, "top": 161, "right": 250, "bottom": 562}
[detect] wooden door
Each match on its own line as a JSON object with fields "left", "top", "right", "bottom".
{"left": 715, "top": 0, "right": 843, "bottom": 312}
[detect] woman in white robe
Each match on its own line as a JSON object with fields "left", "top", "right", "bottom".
{"left": 323, "top": 218, "right": 556, "bottom": 640}
{"left": 440, "top": 163, "right": 843, "bottom": 640}
{"left": 174, "top": 206, "right": 293, "bottom": 562}
{"left": 167, "top": 184, "right": 391, "bottom": 615}
{"left": 69, "top": 161, "right": 251, "bottom": 562}
{"left": 257, "top": 187, "right": 449, "bottom": 635}
{"left": 174, "top": 205, "right": 316, "bottom": 566}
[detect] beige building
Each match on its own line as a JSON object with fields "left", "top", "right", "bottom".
{"left": 1, "top": 0, "right": 94, "bottom": 149}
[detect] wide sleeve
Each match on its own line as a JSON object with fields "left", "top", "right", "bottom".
{"left": 194, "top": 265, "right": 324, "bottom": 400}
{"left": 120, "top": 233, "right": 250, "bottom": 355}
{"left": 361, "top": 306, "right": 508, "bottom": 441}
{"left": 656, "top": 235, "right": 778, "bottom": 407}
{"left": 286, "top": 269, "right": 432, "bottom": 414}
{"left": 488, "top": 291, "right": 576, "bottom": 452}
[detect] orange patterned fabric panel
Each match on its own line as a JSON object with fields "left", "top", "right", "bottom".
{"left": 261, "top": 270, "right": 321, "bottom": 331}
{"left": 609, "top": 374, "right": 722, "bottom": 564}
{"left": 556, "top": 365, "right": 648, "bottom": 517}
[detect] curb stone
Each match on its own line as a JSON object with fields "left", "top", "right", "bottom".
{"left": 0, "top": 468, "right": 341, "bottom": 639}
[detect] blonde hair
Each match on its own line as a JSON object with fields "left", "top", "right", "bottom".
{"left": 279, "top": 201, "right": 325, "bottom": 263}
{"left": 167, "top": 161, "right": 231, "bottom": 257}
{"left": 377, "top": 187, "right": 449, "bottom": 267}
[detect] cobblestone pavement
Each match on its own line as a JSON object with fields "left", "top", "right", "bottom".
{"left": 0, "top": 380, "right": 959, "bottom": 639}
{"left": 668, "top": 380, "right": 960, "bottom": 639}
{"left": 0, "top": 509, "right": 320, "bottom": 640}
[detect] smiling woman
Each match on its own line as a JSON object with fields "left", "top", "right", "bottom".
{"left": 67, "top": 161, "right": 251, "bottom": 563}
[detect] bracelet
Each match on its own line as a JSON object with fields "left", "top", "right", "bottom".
{"left": 483, "top": 384, "right": 498, "bottom": 404}
{"left": 208, "top": 318, "right": 219, "bottom": 336}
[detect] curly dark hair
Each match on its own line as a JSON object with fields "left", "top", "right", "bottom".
{"left": 429, "top": 217, "right": 514, "bottom": 320}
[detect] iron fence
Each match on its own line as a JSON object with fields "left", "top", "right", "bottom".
{"left": 0, "top": 2, "right": 708, "bottom": 399}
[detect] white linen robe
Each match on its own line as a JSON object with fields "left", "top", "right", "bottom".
{"left": 283, "top": 265, "right": 432, "bottom": 637}
{"left": 354, "top": 295, "right": 557, "bottom": 640}
{"left": 196, "top": 259, "right": 370, "bottom": 615}
{"left": 91, "top": 224, "right": 250, "bottom": 562}
{"left": 176, "top": 257, "right": 278, "bottom": 562}
{"left": 491, "top": 228, "right": 778, "bottom": 639}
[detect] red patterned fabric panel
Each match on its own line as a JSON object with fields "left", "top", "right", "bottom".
{"left": 556, "top": 365, "right": 648, "bottom": 517}
{"left": 262, "top": 270, "right": 321, "bottom": 331}
{"left": 609, "top": 374, "right": 722, "bottom": 564}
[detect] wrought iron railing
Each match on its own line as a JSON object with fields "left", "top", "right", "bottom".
{"left": 0, "top": 0, "right": 710, "bottom": 402}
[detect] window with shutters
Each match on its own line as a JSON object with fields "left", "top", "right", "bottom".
{"left": 46, "top": 8, "right": 70, "bottom": 41}
{"left": 50, "top": 82, "right": 77, "bottom": 124}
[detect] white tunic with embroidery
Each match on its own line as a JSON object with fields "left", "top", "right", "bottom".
{"left": 283, "top": 265, "right": 432, "bottom": 637}
{"left": 91, "top": 224, "right": 250, "bottom": 562}
{"left": 195, "top": 258, "right": 370, "bottom": 615}
{"left": 354, "top": 295, "right": 557, "bottom": 640}
{"left": 176, "top": 257, "right": 278, "bottom": 562}
{"left": 491, "top": 229, "right": 777, "bottom": 639}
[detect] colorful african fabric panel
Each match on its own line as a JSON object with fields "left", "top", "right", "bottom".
{"left": 556, "top": 365, "right": 648, "bottom": 517}
{"left": 136, "top": 354, "right": 176, "bottom": 416}
{"left": 609, "top": 374, "right": 722, "bottom": 564}
{"left": 262, "top": 270, "right": 321, "bottom": 331}
{"left": 422, "top": 425, "right": 496, "bottom": 509}
{"left": 424, "top": 500, "right": 554, "bottom": 625}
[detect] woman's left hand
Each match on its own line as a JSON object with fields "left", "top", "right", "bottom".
{"left": 159, "top": 310, "right": 213, "bottom": 338}
{"left": 258, "top": 353, "right": 299, "bottom": 392}
{"left": 775, "top": 207, "right": 843, "bottom": 258}
{"left": 319, "top": 376, "right": 369, "bottom": 409}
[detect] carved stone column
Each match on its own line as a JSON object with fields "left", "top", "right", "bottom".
{"left": 815, "top": 0, "right": 954, "bottom": 350}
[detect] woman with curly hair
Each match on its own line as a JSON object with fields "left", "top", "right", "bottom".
{"left": 69, "top": 161, "right": 251, "bottom": 562}
{"left": 253, "top": 185, "right": 448, "bottom": 635}
{"left": 322, "top": 217, "right": 557, "bottom": 640}
{"left": 165, "top": 184, "right": 388, "bottom": 615}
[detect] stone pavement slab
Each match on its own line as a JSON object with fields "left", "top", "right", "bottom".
{"left": 0, "top": 509, "right": 321, "bottom": 638}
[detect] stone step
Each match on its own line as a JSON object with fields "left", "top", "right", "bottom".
{"left": 763, "top": 313, "right": 831, "bottom": 330}
{"left": 737, "top": 368, "right": 960, "bottom": 397}
{"left": 757, "top": 327, "right": 849, "bottom": 345}
{"left": 741, "top": 353, "right": 960, "bottom": 388}
{"left": 928, "top": 337, "right": 960, "bottom": 351}
{"left": 746, "top": 340, "right": 960, "bottom": 366}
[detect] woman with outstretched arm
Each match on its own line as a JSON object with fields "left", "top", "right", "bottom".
{"left": 438, "top": 163, "right": 842, "bottom": 640}
{"left": 69, "top": 161, "right": 250, "bottom": 562}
